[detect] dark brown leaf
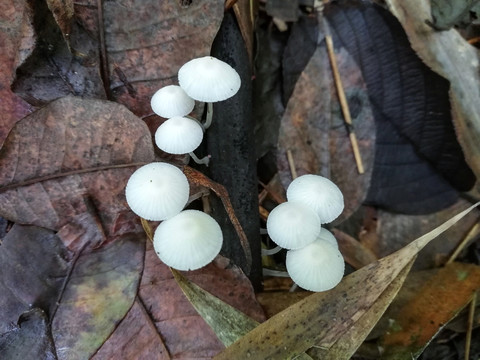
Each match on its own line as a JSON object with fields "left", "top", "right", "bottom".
{"left": 0, "top": 96, "right": 154, "bottom": 249}
{"left": 46, "top": 0, "right": 74, "bottom": 46}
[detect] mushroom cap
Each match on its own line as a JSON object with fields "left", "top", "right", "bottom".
{"left": 151, "top": 85, "right": 195, "bottom": 118}
{"left": 155, "top": 116, "right": 204, "bottom": 154}
{"left": 178, "top": 56, "right": 241, "bottom": 102}
{"left": 153, "top": 210, "right": 223, "bottom": 271}
{"left": 317, "top": 228, "right": 338, "bottom": 249}
{"left": 286, "top": 239, "right": 345, "bottom": 292}
{"left": 125, "top": 162, "right": 189, "bottom": 221}
{"left": 266, "top": 202, "right": 321, "bottom": 250}
{"left": 286, "top": 174, "right": 344, "bottom": 224}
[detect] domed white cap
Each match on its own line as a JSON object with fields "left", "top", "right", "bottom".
{"left": 125, "top": 162, "right": 189, "bottom": 221}
{"left": 287, "top": 174, "right": 344, "bottom": 224}
{"left": 153, "top": 210, "right": 223, "bottom": 271}
{"left": 155, "top": 116, "right": 204, "bottom": 154}
{"left": 286, "top": 240, "right": 345, "bottom": 292}
{"left": 266, "top": 202, "right": 321, "bottom": 250}
{"left": 178, "top": 56, "right": 241, "bottom": 102}
{"left": 318, "top": 228, "right": 338, "bottom": 249}
{"left": 151, "top": 85, "right": 195, "bottom": 118}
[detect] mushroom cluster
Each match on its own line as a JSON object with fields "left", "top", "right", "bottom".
{"left": 125, "top": 162, "right": 223, "bottom": 271}
{"left": 151, "top": 56, "right": 241, "bottom": 166}
{"left": 266, "top": 174, "right": 345, "bottom": 292}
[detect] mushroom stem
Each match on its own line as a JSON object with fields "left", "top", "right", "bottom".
{"left": 204, "top": 102, "right": 214, "bottom": 129}
{"left": 261, "top": 246, "right": 282, "bottom": 256}
{"left": 262, "top": 268, "right": 290, "bottom": 278}
{"left": 189, "top": 152, "right": 210, "bottom": 166}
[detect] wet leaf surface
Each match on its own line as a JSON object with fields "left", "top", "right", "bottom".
{"left": 324, "top": 1, "right": 475, "bottom": 214}
{"left": 213, "top": 203, "right": 479, "bottom": 359}
{"left": 0, "top": 309, "right": 56, "bottom": 360}
{"left": 0, "top": 96, "right": 154, "bottom": 248}
{"left": 277, "top": 23, "right": 376, "bottom": 222}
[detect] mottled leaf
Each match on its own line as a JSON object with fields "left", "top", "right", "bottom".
{"left": 380, "top": 263, "right": 480, "bottom": 359}
{"left": 324, "top": 1, "right": 476, "bottom": 214}
{"left": 96, "top": 242, "right": 265, "bottom": 359}
{"left": 0, "top": 309, "right": 56, "bottom": 360}
{"left": 307, "top": 259, "right": 414, "bottom": 360}
{"left": 384, "top": 0, "right": 480, "bottom": 186}
{"left": 214, "top": 202, "right": 479, "bottom": 359}
{"left": 0, "top": 96, "right": 154, "bottom": 249}
{"left": 277, "top": 30, "right": 375, "bottom": 222}
{"left": 52, "top": 234, "right": 144, "bottom": 360}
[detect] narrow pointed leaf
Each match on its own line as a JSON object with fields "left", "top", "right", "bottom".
{"left": 171, "top": 269, "right": 259, "bottom": 347}
{"left": 213, "top": 202, "right": 480, "bottom": 359}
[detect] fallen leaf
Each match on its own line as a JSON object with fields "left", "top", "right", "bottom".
{"left": 324, "top": 1, "right": 475, "bottom": 214}
{"left": 307, "top": 259, "right": 414, "bottom": 360}
{"left": 172, "top": 269, "right": 260, "bottom": 347}
{"left": 0, "top": 309, "right": 56, "bottom": 360}
{"left": 277, "top": 27, "right": 376, "bottom": 222}
{"left": 46, "top": 0, "right": 74, "bottom": 47}
{"left": 213, "top": 202, "right": 479, "bottom": 359}
{"left": 0, "top": 225, "right": 70, "bottom": 334}
{"left": 380, "top": 263, "right": 480, "bottom": 359}
{"left": 0, "top": 96, "right": 154, "bottom": 247}
{"left": 97, "top": 242, "right": 265, "bottom": 359}
{"left": 103, "top": 0, "right": 224, "bottom": 116}
{"left": 0, "top": 0, "right": 34, "bottom": 147}
{"left": 384, "top": 0, "right": 480, "bottom": 183}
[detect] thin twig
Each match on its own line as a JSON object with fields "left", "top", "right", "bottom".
{"left": 446, "top": 222, "right": 480, "bottom": 265}
{"left": 324, "top": 34, "right": 365, "bottom": 174}
{"left": 96, "top": 0, "right": 111, "bottom": 99}
{"left": 465, "top": 292, "right": 476, "bottom": 360}
{"left": 286, "top": 149, "right": 298, "bottom": 180}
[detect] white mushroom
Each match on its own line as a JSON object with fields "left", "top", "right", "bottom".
{"left": 153, "top": 210, "right": 223, "bottom": 271}
{"left": 266, "top": 202, "right": 321, "bottom": 250}
{"left": 317, "top": 228, "right": 338, "bottom": 249}
{"left": 287, "top": 174, "right": 344, "bottom": 224}
{"left": 286, "top": 239, "right": 345, "bottom": 292}
{"left": 154, "top": 116, "right": 208, "bottom": 165}
{"left": 125, "top": 162, "right": 189, "bottom": 221}
{"left": 178, "top": 56, "right": 241, "bottom": 129}
{"left": 151, "top": 85, "right": 195, "bottom": 118}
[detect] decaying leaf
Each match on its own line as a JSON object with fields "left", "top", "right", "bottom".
{"left": 0, "top": 96, "right": 154, "bottom": 248}
{"left": 46, "top": 0, "right": 74, "bottom": 47}
{"left": 0, "top": 0, "right": 34, "bottom": 147}
{"left": 0, "top": 309, "right": 56, "bottom": 360}
{"left": 277, "top": 27, "right": 375, "bottom": 222}
{"left": 384, "top": 0, "right": 480, "bottom": 184}
{"left": 324, "top": 1, "right": 475, "bottom": 214}
{"left": 214, "top": 202, "right": 479, "bottom": 359}
{"left": 379, "top": 262, "right": 480, "bottom": 359}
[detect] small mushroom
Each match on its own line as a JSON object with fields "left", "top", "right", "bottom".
{"left": 178, "top": 56, "right": 241, "bottom": 129}
{"left": 266, "top": 202, "right": 321, "bottom": 250}
{"left": 151, "top": 85, "right": 195, "bottom": 118}
{"left": 287, "top": 174, "right": 344, "bottom": 224}
{"left": 153, "top": 210, "right": 223, "bottom": 271}
{"left": 286, "top": 239, "right": 345, "bottom": 292}
{"left": 125, "top": 162, "right": 189, "bottom": 221}
{"left": 318, "top": 228, "right": 338, "bottom": 249}
{"left": 154, "top": 116, "right": 209, "bottom": 166}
